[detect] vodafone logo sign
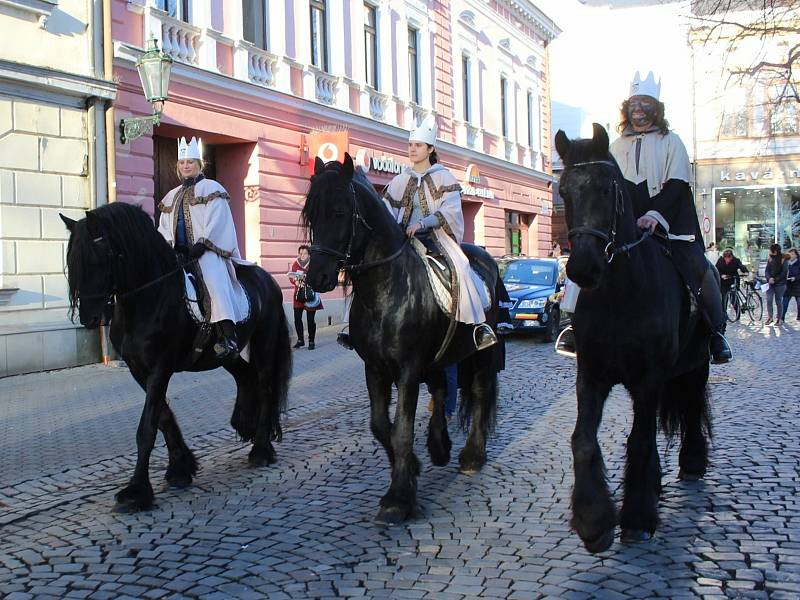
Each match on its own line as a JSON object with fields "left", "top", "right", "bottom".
{"left": 317, "top": 142, "right": 339, "bottom": 163}
{"left": 355, "top": 148, "right": 371, "bottom": 173}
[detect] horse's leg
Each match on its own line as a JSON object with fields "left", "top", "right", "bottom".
{"left": 619, "top": 381, "right": 662, "bottom": 543}
{"left": 115, "top": 369, "right": 171, "bottom": 512}
{"left": 375, "top": 377, "right": 421, "bottom": 525}
{"left": 366, "top": 365, "right": 393, "bottom": 463}
{"left": 571, "top": 369, "right": 615, "bottom": 553}
{"left": 128, "top": 366, "right": 197, "bottom": 489}
{"left": 249, "top": 358, "right": 279, "bottom": 467}
{"left": 426, "top": 370, "right": 452, "bottom": 467}
{"left": 458, "top": 356, "right": 496, "bottom": 475}
{"left": 663, "top": 363, "right": 711, "bottom": 481}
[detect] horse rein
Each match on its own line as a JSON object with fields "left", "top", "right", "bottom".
{"left": 77, "top": 235, "right": 194, "bottom": 306}
{"left": 565, "top": 159, "right": 651, "bottom": 263}
{"left": 310, "top": 183, "right": 408, "bottom": 274}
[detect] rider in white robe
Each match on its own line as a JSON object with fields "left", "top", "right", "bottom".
{"left": 156, "top": 137, "right": 246, "bottom": 359}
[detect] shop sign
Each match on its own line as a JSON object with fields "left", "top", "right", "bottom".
{"left": 354, "top": 148, "right": 403, "bottom": 175}
{"left": 308, "top": 130, "right": 349, "bottom": 175}
{"left": 462, "top": 164, "right": 495, "bottom": 199}
{"left": 718, "top": 167, "right": 800, "bottom": 183}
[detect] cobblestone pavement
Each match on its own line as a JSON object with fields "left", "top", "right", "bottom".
{"left": 0, "top": 320, "right": 799, "bottom": 599}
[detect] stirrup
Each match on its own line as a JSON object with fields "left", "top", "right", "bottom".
{"left": 473, "top": 324, "right": 497, "bottom": 351}
{"left": 337, "top": 332, "right": 354, "bottom": 350}
{"left": 709, "top": 331, "right": 732, "bottom": 365}
{"left": 555, "top": 326, "right": 577, "bottom": 359}
{"left": 213, "top": 337, "right": 239, "bottom": 360}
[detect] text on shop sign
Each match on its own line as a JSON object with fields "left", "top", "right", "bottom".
{"left": 719, "top": 169, "right": 800, "bottom": 182}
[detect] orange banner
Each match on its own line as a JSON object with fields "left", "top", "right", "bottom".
{"left": 308, "top": 130, "right": 350, "bottom": 175}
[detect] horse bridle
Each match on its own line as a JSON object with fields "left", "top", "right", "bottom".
{"left": 77, "top": 235, "right": 190, "bottom": 306}
{"left": 565, "top": 160, "right": 651, "bottom": 263}
{"left": 310, "top": 183, "right": 408, "bottom": 274}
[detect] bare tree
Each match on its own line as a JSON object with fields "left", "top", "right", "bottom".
{"left": 690, "top": 1, "right": 799, "bottom": 103}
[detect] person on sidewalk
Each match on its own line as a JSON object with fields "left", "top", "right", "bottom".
{"left": 288, "top": 245, "right": 323, "bottom": 350}
{"left": 557, "top": 71, "right": 732, "bottom": 364}
{"left": 764, "top": 243, "right": 787, "bottom": 326}
{"left": 716, "top": 248, "right": 749, "bottom": 304}
{"left": 782, "top": 248, "right": 800, "bottom": 321}
{"left": 157, "top": 136, "right": 244, "bottom": 360}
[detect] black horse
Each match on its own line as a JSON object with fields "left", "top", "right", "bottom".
{"left": 302, "top": 155, "right": 505, "bottom": 524}
{"left": 60, "top": 202, "right": 291, "bottom": 511}
{"left": 554, "top": 124, "right": 712, "bottom": 553}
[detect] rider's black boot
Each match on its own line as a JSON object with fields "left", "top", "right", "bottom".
{"left": 710, "top": 330, "right": 732, "bottom": 364}
{"left": 337, "top": 332, "right": 354, "bottom": 350}
{"left": 213, "top": 320, "right": 239, "bottom": 360}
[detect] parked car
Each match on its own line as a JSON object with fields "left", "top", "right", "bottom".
{"left": 500, "top": 256, "right": 570, "bottom": 342}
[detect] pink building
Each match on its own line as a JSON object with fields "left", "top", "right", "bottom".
{"left": 112, "top": 0, "right": 559, "bottom": 318}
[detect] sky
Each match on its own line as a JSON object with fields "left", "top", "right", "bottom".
{"left": 536, "top": 0, "right": 696, "bottom": 155}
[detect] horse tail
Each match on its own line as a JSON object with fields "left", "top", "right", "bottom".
{"left": 260, "top": 277, "right": 292, "bottom": 442}
{"left": 236, "top": 269, "right": 292, "bottom": 444}
{"left": 659, "top": 362, "right": 712, "bottom": 468}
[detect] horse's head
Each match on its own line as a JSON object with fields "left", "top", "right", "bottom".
{"left": 555, "top": 123, "right": 623, "bottom": 289}
{"left": 60, "top": 211, "right": 116, "bottom": 329}
{"left": 301, "top": 153, "right": 357, "bottom": 292}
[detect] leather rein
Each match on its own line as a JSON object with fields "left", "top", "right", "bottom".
{"left": 565, "top": 160, "right": 651, "bottom": 263}
{"left": 310, "top": 184, "right": 408, "bottom": 274}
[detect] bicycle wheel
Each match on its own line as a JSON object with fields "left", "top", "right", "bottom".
{"left": 724, "top": 289, "right": 740, "bottom": 323}
{"left": 745, "top": 291, "right": 763, "bottom": 323}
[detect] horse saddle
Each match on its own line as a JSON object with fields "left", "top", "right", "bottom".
{"left": 410, "top": 235, "right": 492, "bottom": 318}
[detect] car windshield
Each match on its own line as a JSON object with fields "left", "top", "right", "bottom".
{"left": 503, "top": 261, "right": 555, "bottom": 286}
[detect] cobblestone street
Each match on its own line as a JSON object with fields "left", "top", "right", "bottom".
{"left": 0, "top": 320, "right": 799, "bottom": 599}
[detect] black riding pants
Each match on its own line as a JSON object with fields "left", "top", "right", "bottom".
{"left": 294, "top": 308, "right": 316, "bottom": 342}
{"left": 670, "top": 242, "right": 726, "bottom": 333}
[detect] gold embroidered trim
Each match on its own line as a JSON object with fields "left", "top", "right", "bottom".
{"left": 399, "top": 178, "right": 418, "bottom": 228}
{"left": 189, "top": 191, "right": 230, "bottom": 206}
{"left": 198, "top": 237, "right": 233, "bottom": 259}
{"left": 181, "top": 189, "right": 195, "bottom": 245}
{"left": 420, "top": 176, "right": 435, "bottom": 218}
{"left": 384, "top": 191, "right": 401, "bottom": 209}
{"left": 434, "top": 183, "right": 463, "bottom": 199}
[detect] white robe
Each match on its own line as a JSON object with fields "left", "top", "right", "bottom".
{"left": 157, "top": 178, "right": 248, "bottom": 324}
{"left": 383, "top": 165, "right": 488, "bottom": 325}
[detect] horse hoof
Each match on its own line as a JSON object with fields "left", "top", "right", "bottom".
{"left": 621, "top": 529, "right": 653, "bottom": 544}
{"left": 678, "top": 469, "right": 703, "bottom": 482}
{"left": 459, "top": 466, "right": 480, "bottom": 476}
{"left": 583, "top": 528, "right": 615, "bottom": 554}
{"left": 374, "top": 506, "right": 410, "bottom": 525}
{"left": 248, "top": 447, "right": 276, "bottom": 468}
{"left": 165, "top": 474, "right": 192, "bottom": 489}
{"left": 113, "top": 496, "right": 153, "bottom": 513}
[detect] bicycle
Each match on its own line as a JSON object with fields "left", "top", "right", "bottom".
{"left": 722, "top": 275, "right": 763, "bottom": 323}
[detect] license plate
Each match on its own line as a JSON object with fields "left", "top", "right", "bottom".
{"left": 523, "top": 320, "right": 540, "bottom": 327}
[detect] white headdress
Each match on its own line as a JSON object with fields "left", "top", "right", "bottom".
{"left": 408, "top": 115, "right": 437, "bottom": 146}
{"left": 177, "top": 136, "right": 202, "bottom": 160}
{"left": 629, "top": 71, "right": 661, "bottom": 100}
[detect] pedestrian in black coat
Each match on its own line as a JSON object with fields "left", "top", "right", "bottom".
{"left": 782, "top": 248, "right": 800, "bottom": 321}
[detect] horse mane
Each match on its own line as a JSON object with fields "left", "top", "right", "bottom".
{"left": 66, "top": 202, "right": 177, "bottom": 317}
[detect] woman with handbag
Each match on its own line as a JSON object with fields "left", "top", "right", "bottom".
{"left": 288, "top": 245, "right": 323, "bottom": 349}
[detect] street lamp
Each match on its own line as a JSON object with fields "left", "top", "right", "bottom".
{"left": 119, "top": 38, "right": 173, "bottom": 144}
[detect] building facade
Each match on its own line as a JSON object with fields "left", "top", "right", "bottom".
{"left": 691, "top": 5, "right": 800, "bottom": 270}
{"left": 112, "top": 0, "right": 559, "bottom": 326}
{"left": 0, "top": 1, "right": 116, "bottom": 376}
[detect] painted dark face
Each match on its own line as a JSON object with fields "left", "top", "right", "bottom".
{"left": 627, "top": 95, "right": 657, "bottom": 130}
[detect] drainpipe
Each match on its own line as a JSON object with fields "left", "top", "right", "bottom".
{"left": 104, "top": 0, "right": 116, "bottom": 205}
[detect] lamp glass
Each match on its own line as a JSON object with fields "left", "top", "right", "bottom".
{"left": 136, "top": 39, "right": 172, "bottom": 105}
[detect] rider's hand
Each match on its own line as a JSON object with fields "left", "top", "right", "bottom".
{"left": 189, "top": 242, "right": 207, "bottom": 259}
{"left": 769, "top": 277, "right": 775, "bottom": 284}
{"left": 406, "top": 222, "right": 424, "bottom": 237}
{"left": 636, "top": 215, "right": 659, "bottom": 233}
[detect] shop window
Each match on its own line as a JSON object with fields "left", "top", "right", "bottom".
{"left": 505, "top": 211, "right": 522, "bottom": 255}
{"left": 364, "top": 4, "right": 378, "bottom": 89}
{"left": 462, "top": 54, "right": 471, "bottom": 123}
{"left": 310, "top": 0, "right": 329, "bottom": 71}
{"left": 243, "top": 0, "right": 268, "bottom": 50}
{"left": 714, "top": 187, "right": 776, "bottom": 268}
{"left": 156, "top": 0, "right": 189, "bottom": 21}
{"left": 408, "top": 27, "right": 420, "bottom": 104}
{"left": 778, "top": 186, "right": 800, "bottom": 250}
